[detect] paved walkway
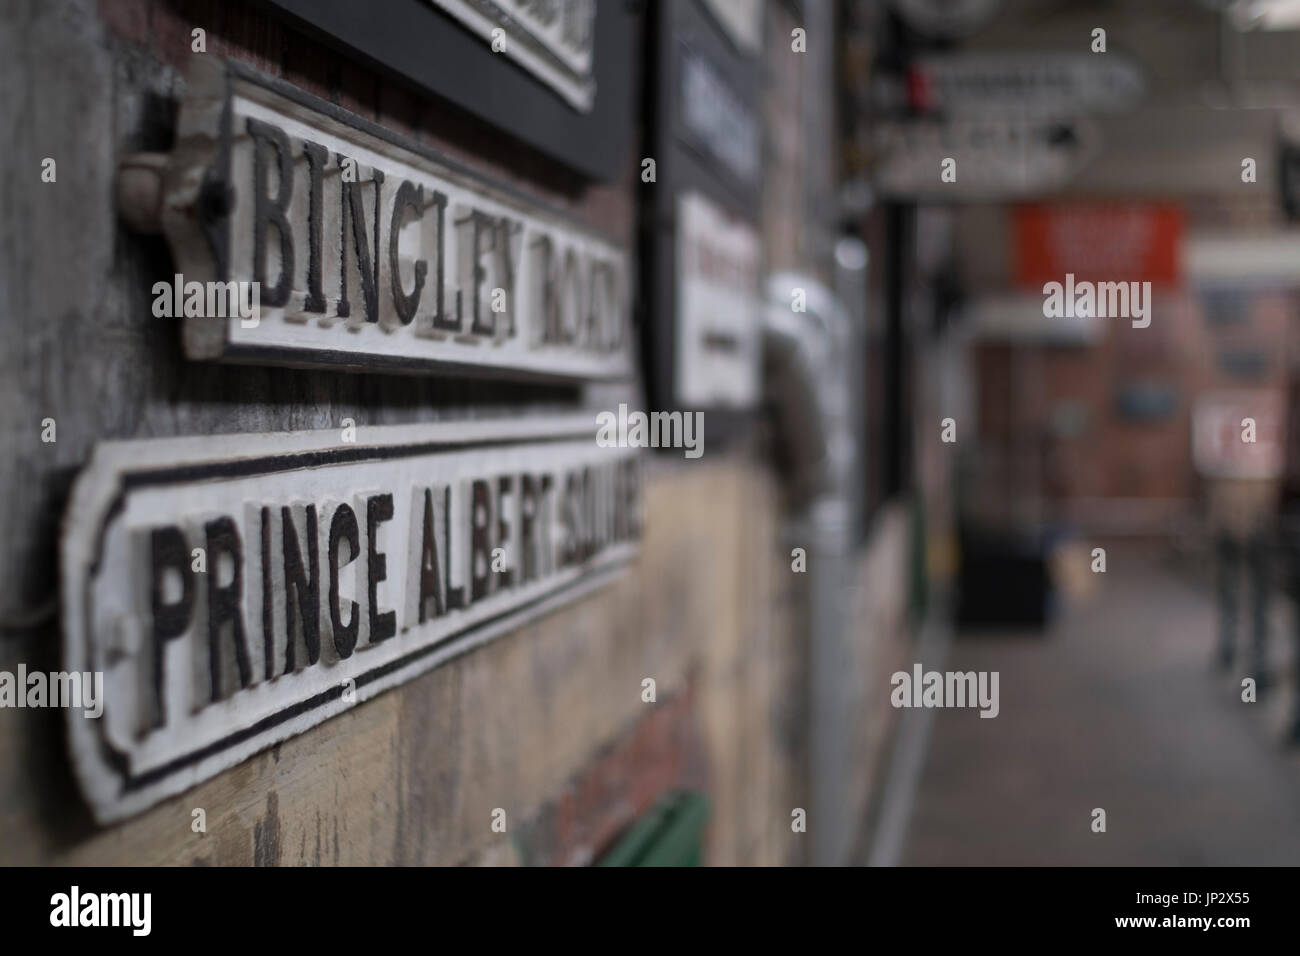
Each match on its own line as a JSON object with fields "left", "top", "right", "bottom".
{"left": 900, "top": 546, "right": 1300, "bottom": 865}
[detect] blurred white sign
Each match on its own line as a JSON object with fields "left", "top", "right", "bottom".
{"left": 1193, "top": 391, "right": 1285, "bottom": 478}
{"left": 969, "top": 294, "right": 1102, "bottom": 344}
{"left": 675, "top": 192, "right": 761, "bottom": 408}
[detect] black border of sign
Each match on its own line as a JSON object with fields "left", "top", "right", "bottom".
{"left": 79, "top": 429, "right": 638, "bottom": 797}
{"left": 641, "top": 0, "right": 762, "bottom": 448}
{"left": 252, "top": 0, "right": 640, "bottom": 183}
{"left": 198, "top": 60, "right": 638, "bottom": 384}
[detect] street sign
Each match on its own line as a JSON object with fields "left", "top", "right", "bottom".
{"left": 1013, "top": 203, "right": 1183, "bottom": 288}
{"left": 679, "top": 42, "right": 761, "bottom": 189}
{"left": 873, "top": 115, "right": 1099, "bottom": 199}
{"left": 61, "top": 416, "right": 641, "bottom": 822}
{"left": 906, "top": 52, "right": 1146, "bottom": 117}
{"left": 644, "top": 0, "right": 763, "bottom": 428}
{"left": 156, "top": 58, "right": 633, "bottom": 382}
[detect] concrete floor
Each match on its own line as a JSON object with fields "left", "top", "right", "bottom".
{"left": 901, "top": 546, "right": 1300, "bottom": 865}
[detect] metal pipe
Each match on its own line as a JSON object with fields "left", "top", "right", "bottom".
{"left": 762, "top": 263, "right": 865, "bottom": 865}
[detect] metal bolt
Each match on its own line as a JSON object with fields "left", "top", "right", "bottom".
{"left": 116, "top": 152, "right": 168, "bottom": 234}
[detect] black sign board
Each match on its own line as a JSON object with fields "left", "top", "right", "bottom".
{"left": 642, "top": 0, "right": 762, "bottom": 430}
{"left": 256, "top": 0, "right": 639, "bottom": 182}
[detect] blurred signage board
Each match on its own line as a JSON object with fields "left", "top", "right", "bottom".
{"left": 906, "top": 52, "right": 1145, "bottom": 117}
{"left": 874, "top": 116, "right": 1097, "bottom": 199}
{"left": 680, "top": 44, "right": 761, "bottom": 189}
{"left": 61, "top": 417, "right": 642, "bottom": 822}
{"left": 1187, "top": 234, "right": 1300, "bottom": 287}
{"left": 260, "top": 0, "right": 637, "bottom": 181}
{"left": 969, "top": 294, "right": 1102, "bottom": 345}
{"left": 645, "top": 0, "right": 763, "bottom": 424}
{"left": 1013, "top": 203, "right": 1183, "bottom": 288}
{"left": 675, "top": 192, "right": 762, "bottom": 407}
{"left": 891, "top": 0, "right": 1002, "bottom": 37}
{"left": 163, "top": 59, "right": 632, "bottom": 383}
{"left": 429, "top": 0, "right": 596, "bottom": 111}
{"left": 1193, "top": 391, "right": 1284, "bottom": 478}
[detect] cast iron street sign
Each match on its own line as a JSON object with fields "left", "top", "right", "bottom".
{"left": 61, "top": 415, "right": 641, "bottom": 821}
{"left": 157, "top": 59, "right": 633, "bottom": 382}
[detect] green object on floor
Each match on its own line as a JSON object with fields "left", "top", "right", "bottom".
{"left": 597, "top": 790, "right": 710, "bottom": 866}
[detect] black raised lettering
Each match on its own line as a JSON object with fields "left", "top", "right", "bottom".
{"left": 520, "top": 475, "right": 539, "bottom": 584}
{"left": 496, "top": 475, "right": 515, "bottom": 589}
{"left": 430, "top": 191, "right": 461, "bottom": 332}
{"left": 444, "top": 485, "right": 466, "bottom": 610}
{"left": 329, "top": 503, "right": 360, "bottom": 658}
{"left": 148, "top": 526, "right": 194, "bottom": 729}
{"left": 366, "top": 494, "right": 396, "bottom": 644}
{"left": 417, "top": 488, "right": 444, "bottom": 622}
{"left": 337, "top": 155, "right": 382, "bottom": 323}
{"left": 470, "top": 479, "right": 492, "bottom": 602}
{"left": 390, "top": 181, "right": 427, "bottom": 325}
{"left": 495, "top": 219, "right": 521, "bottom": 338}
{"left": 302, "top": 140, "right": 329, "bottom": 313}
{"left": 470, "top": 211, "right": 495, "bottom": 335}
{"left": 246, "top": 118, "right": 294, "bottom": 308}
{"left": 205, "top": 516, "right": 252, "bottom": 702}
{"left": 282, "top": 505, "right": 320, "bottom": 672}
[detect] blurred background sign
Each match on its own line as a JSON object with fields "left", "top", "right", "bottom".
{"left": 969, "top": 294, "right": 1102, "bottom": 344}
{"left": 903, "top": 52, "right": 1146, "bottom": 117}
{"left": 874, "top": 116, "right": 1097, "bottom": 199}
{"left": 890, "top": 0, "right": 1003, "bottom": 37}
{"left": 1013, "top": 202, "right": 1183, "bottom": 288}
{"left": 645, "top": 0, "right": 762, "bottom": 427}
{"left": 1193, "top": 390, "right": 1285, "bottom": 478}
{"left": 675, "top": 192, "right": 762, "bottom": 408}
{"left": 679, "top": 43, "right": 761, "bottom": 190}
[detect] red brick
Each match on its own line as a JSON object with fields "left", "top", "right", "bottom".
{"left": 333, "top": 59, "right": 377, "bottom": 121}
{"left": 537, "top": 681, "right": 704, "bottom": 866}
{"left": 377, "top": 81, "right": 420, "bottom": 140}
{"left": 98, "top": 0, "right": 150, "bottom": 47}
{"left": 282, "top": 32, "right": 330, "bottom": 101}
{"left": 219, "top": 3, "right": 283, "bottom": 77}
{"left": 149, "top": 0, "right": 197, "bottom": 71}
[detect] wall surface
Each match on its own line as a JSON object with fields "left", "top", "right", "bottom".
{"left": 0, "top": 0, "right": 915, "bottom": 865}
